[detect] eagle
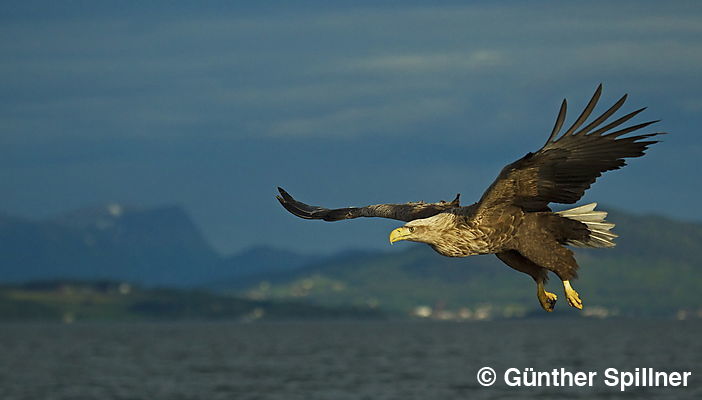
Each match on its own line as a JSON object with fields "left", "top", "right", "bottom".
{"left": 276, "top": 85, "right": 664, "bottom": 312}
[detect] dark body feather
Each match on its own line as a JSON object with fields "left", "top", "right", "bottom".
{"left": 277, "top": 84, "right": 665, "bottom": 310}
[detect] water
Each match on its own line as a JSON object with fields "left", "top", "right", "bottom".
{"left": 0, "top": 320, "right": 699, "bottom": 399}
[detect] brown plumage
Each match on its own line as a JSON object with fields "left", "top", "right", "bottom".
{"left": 276, "top": 85, "right": 664, "bottom": 312}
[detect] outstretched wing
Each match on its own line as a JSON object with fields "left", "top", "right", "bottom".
{"left": 477, "top": 84, "right": 665, "bottom": 213}
{"left": 276, "top": 187, "right": 460, "bottom": 222}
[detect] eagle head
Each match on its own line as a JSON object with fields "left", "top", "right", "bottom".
{"left": 388, "top": 214, "right": 455, "bottom": 245}
{"left": 388, "top": 224, "right": 422, "bottom": 244}
{"left": 388, "top": 213, "right": 484, "bottom": 257}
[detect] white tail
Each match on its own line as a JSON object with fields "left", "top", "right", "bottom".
{"left": 556, "top": 203, "right": 617, "bottom": 248}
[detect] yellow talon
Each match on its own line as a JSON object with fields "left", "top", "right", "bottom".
{"left": 537, "top": 282, "right": 557, "bottom": 312}
{"left": 563, "top": 280, "right": 583, "bottom": 310}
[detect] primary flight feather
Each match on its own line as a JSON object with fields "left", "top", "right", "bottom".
{"left": 276, "top": 85, "right": 664, "bottom": 312}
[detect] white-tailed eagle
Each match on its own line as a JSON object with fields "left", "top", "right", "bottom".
{"left": 277, "top": 85, "right": 664, "bottom": 312}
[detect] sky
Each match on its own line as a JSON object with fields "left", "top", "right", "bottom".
{"left": 1, "top": 1, "right": 701, "bottom": 255}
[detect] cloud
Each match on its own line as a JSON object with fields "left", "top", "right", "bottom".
{"left": 342, "top": 50, "right": 506, "bottom": 74}
{"left": 2, "top": 2, "right": 702, "bottom": 145}
{"left": 267, "top": 97, "right": 459, "bottom": 138}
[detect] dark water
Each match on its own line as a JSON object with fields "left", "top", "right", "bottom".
{"left": 0, "top": 320, "right": 699, "bottom": 399}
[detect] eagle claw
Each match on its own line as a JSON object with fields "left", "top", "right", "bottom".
{"left": 538, "top": 291, "right": 558, "bottom": 312}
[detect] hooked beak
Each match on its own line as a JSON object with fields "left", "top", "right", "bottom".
{"left": 389, "top": 227, "right": 412, "bottom": 244}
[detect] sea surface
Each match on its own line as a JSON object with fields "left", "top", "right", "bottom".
{"left": 0, "top": 319, "right": 699, "bottom": 400}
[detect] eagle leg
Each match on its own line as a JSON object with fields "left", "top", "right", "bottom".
{"left": 563, "top": 280, "right": 583, "bottom": 309}
{"left": 537, "top": 281, "right": 558, "bottom": 312}
{"left": 495, "top": 251, "right": 557, "bottom": 312}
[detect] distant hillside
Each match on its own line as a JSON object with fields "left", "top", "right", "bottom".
{"left": 213, "top": 245, "right": 322, "bottom": 286}
{"left": 0, "top": 205, "right": 323, "bottom": 287}
{"left": 0, "top": 280, "right": 383, "bottom": 322}
{"left": 224, "top": 209, "right": 702, "bottom": 317}
{"left": 0, "top": 204, "right": 220, "bottom": 286}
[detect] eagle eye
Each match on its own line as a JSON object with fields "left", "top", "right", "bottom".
{"left": 408, "top": 226, "right": 415, "bottom": 233}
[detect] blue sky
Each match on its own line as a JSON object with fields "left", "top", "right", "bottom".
{"left": 1, "top": 1, "right": 700, "bottom": 254}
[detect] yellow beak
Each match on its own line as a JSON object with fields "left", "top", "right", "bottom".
{"left": 389, "top": 227, "right": 412, "bottom": 244}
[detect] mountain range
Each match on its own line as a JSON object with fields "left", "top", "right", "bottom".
{"left": 1, "top": 203, "right": 701, "bottom": 317}
{"left": 0, "top": 204, "right": 316, "bottom": 287}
